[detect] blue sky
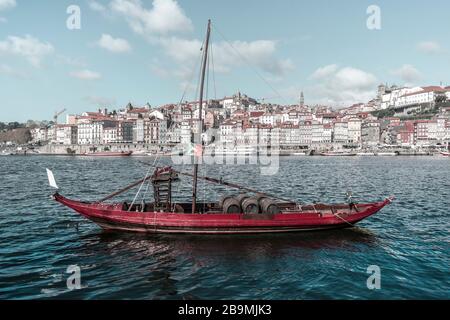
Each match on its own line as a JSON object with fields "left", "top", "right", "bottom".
{"left": 1, "top": 0, "right": 450, "bottom": 122}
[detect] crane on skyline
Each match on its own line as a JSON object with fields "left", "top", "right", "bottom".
{"left": 53, "top": 108, "right": 66, "bottom": 141}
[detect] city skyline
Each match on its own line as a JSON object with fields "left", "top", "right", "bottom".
{"left": 2, "top": 0, "right": 450, "bottom": 122}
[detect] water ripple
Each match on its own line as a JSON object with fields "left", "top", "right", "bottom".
{"left": 0, "top": 156, "right": 449, "bottom": 299}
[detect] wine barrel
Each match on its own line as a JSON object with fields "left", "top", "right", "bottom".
{"left": 222, "top": 197, "right": 241, "bottom": 213}
{"left": 241, "top": 197, "right": 260, "bottom": 214}
{"left": 219, "top": 195, "right": 233, "bottom": 208}
{"left": 235, "top": 193, "right": 249, "bottom": 205}
{"left": 259, "top": 198, "right": 280, "bottom": 214}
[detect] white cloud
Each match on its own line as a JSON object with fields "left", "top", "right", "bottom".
{"left": 0, "top": 35, "right": 54, "bottom": 67}
{"left": 160, "top": 37, "right": 294, "bottom": 77}
{"left": 391, "top": 64, "right": 421, "bottom": 83}
{"left": 98, "top": 34, "right": 131, "bottom": 53}
{"left": 417, "top": 41, "right": 441, "bottom": 54}
{"left": 110, "top": 0, "right": 193, "bottom": 36}
{"left": 159, "top": 37, "right": 201, "bottom": 64}
{"left": 214, "top": 40, "right": 295, "bottom": 76}
{"left": 0, "top": 0, "right": 16, "bottom": 11}
{"left": 70, "top": 69, "right": 102, "bottom": 80}
{"left": 310, "top": 64, "right": 338, "bottom": 80}
{"left": 110, "top": 0, "right": 294, "bottom": 86}
{"left": 88, "top": 0, "right": 106, "bottom": 12}
{"left": 307, "top": 65, "right": 377, "bottom": 106}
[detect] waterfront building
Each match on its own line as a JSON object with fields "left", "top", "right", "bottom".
{"left": 259, "top": 124, "right": 272, "bottom": 146}
{"left": 243, "top": 124, "right": 259, "bottom": 145}
{"left": 361, "top": 121, "right": 381, "bottom": 147}
{"left": 117, "top": 120, "right": 134, "bottom": 143}
{"left": 103, "top": 125, "right": 118, "bottom": 144}
{"left": 134, "top": 118, "right": 145, "bottom": 143}
{"left": 298, "top": 121, "right": 312, "bottom": 145}
{"left": 414, "top": 120, "right": 438, "bottom": 145}
{"left": 333, "top": 121, "right": 349, "bottom": 143}
{"left": 166, "top": 123, "right": 182, "bottom": 145}
{"left": 31, "top": 127, "right": 48, "bottom": 143}
{"left": 219, "top": 120, "right": 236, "bottom": 144}
{"left": 348, "top": 118, "right": 362, "bottom": 144}
{"left": 180, "top": 121, "right": 192, "bottom": 145}
{"left": 77, "top": 120, "right": 116, "bottom": 145}
{"left": 396, "top": 121, "right": 415, "bottom": 146}
{"left": 146, "top": 118, "right": 168, "bottom": 145}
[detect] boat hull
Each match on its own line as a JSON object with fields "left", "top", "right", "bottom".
{"left": 54, "top": 194, "right": 392, "bottom": 234}
{"left": 82, "top": 151, "right": 133, "bottom": 157}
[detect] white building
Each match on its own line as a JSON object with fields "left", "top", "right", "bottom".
{"left": 219, "top": 121, "right": 236, "bottom": 144}
{"left": 103, "top": 126, "right": 118, "bottom": 144}
{"left": 77, "top": 120, "right": 115, "bottom": 145}
{"left": 348, "top": 118, "right": 362, "bottom": 144}
{"left": 134, "top": 118, "right": 145, "bottom": 143}
{"left": 166, "top": 124, "right": 181, "bottom": 145}
{"left": 333, "top": 121, "right": 349, "bottom": 143}
{"left": 180, "top": 121, "right": 192, "bottom": 145}
{"left": 31, "top": 127, "right": 48, "bottom": 143}
{"left": 395, "top": 86, "right": 444, "bottom": 108}
{"left": 298, "top": 121, "right": 312, "bottom": 145}
{"left": 55, "top": 125, "right": 78, "bottom": 145}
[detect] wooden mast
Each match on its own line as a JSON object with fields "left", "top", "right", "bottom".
{"left": 192, "top": 19, "right": 211, "bottom": 214}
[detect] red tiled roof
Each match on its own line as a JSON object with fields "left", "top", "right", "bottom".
{"left": 401, "top": 86, "right": 445, "bottom": 97}
{"left": 127, "top": 108, "right": 149, "bottom": 114}
{"left": 249, "top": 111, "right": 264, "bottom": 117}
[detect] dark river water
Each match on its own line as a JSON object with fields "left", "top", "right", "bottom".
{"left": 0, "top": 155, "right": 448, "bottom": 299}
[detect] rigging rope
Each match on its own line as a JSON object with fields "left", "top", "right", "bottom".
{"left": 178, "top": 38, "right": 206, "bottom": 106}
{"left": 211, "top": 23, "right": 289, "bottom": 105}
{"left": 128, "top": 155, "right": 159, "bottom": 211}
{"left": 210, "top": 35, "right": 217, "bottom": 100}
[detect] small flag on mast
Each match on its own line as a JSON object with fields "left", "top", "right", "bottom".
{"left": 46, "top": 168, "right": 59, "bottom": 189}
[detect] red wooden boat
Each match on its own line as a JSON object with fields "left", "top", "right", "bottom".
{"left": 51, "top": 20, "right": 393, "bottom": 234}
{"left": 53, "top": 191, "right": 393, "bottom": 234}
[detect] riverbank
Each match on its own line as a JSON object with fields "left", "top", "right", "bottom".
{"left": 1, "top": 143, "right": 447, "bottom": 157}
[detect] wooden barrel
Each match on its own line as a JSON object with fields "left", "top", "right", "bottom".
{"left": 235, "top": 193, "right": 249, "bottom": 205}
{"left": 259, "top": 198, "right": 280, "bottom": 214}
{"left": 241, "top": 197, "right": 260, "bottom": 214}
{"left": 219, "top": 195, "right": 234, "bottom": 208}
{"left": 222, "top": 197, "right": 241, "bottom": 214}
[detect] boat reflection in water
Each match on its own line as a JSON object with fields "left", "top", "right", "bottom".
{"left": 88, "top": 227, "right": 380, "bottom": 259}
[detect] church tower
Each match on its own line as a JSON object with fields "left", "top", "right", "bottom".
{"left": 299, "top": 91, "right": 304, "bottom": 108}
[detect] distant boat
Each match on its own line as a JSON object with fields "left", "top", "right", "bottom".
{"left": 377, "top": 152, "right": 398, "bottom": 156}
{"left": 291, "top": 152, "right": 307, "bottom": 156}
{"left": 209, "top": 145, "right": 257, "bottom": 156}
{"left": 440, "top": 151, "right": 450, "bottom": 157}
{"left": 321, "top": 151, "right": 357, "bottom": 157}
{"left": 82, "top": 151, "right": 133, "bottom": 157}
{"left": 132, "top": 150, "right": 149, "bottom": 156}
{"left": 356, "top": 152, "right": 376, "bottom": 156}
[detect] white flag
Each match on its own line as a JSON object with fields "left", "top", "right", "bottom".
{"left": 46, "top": 168, "right": 59, "bottom": 189}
